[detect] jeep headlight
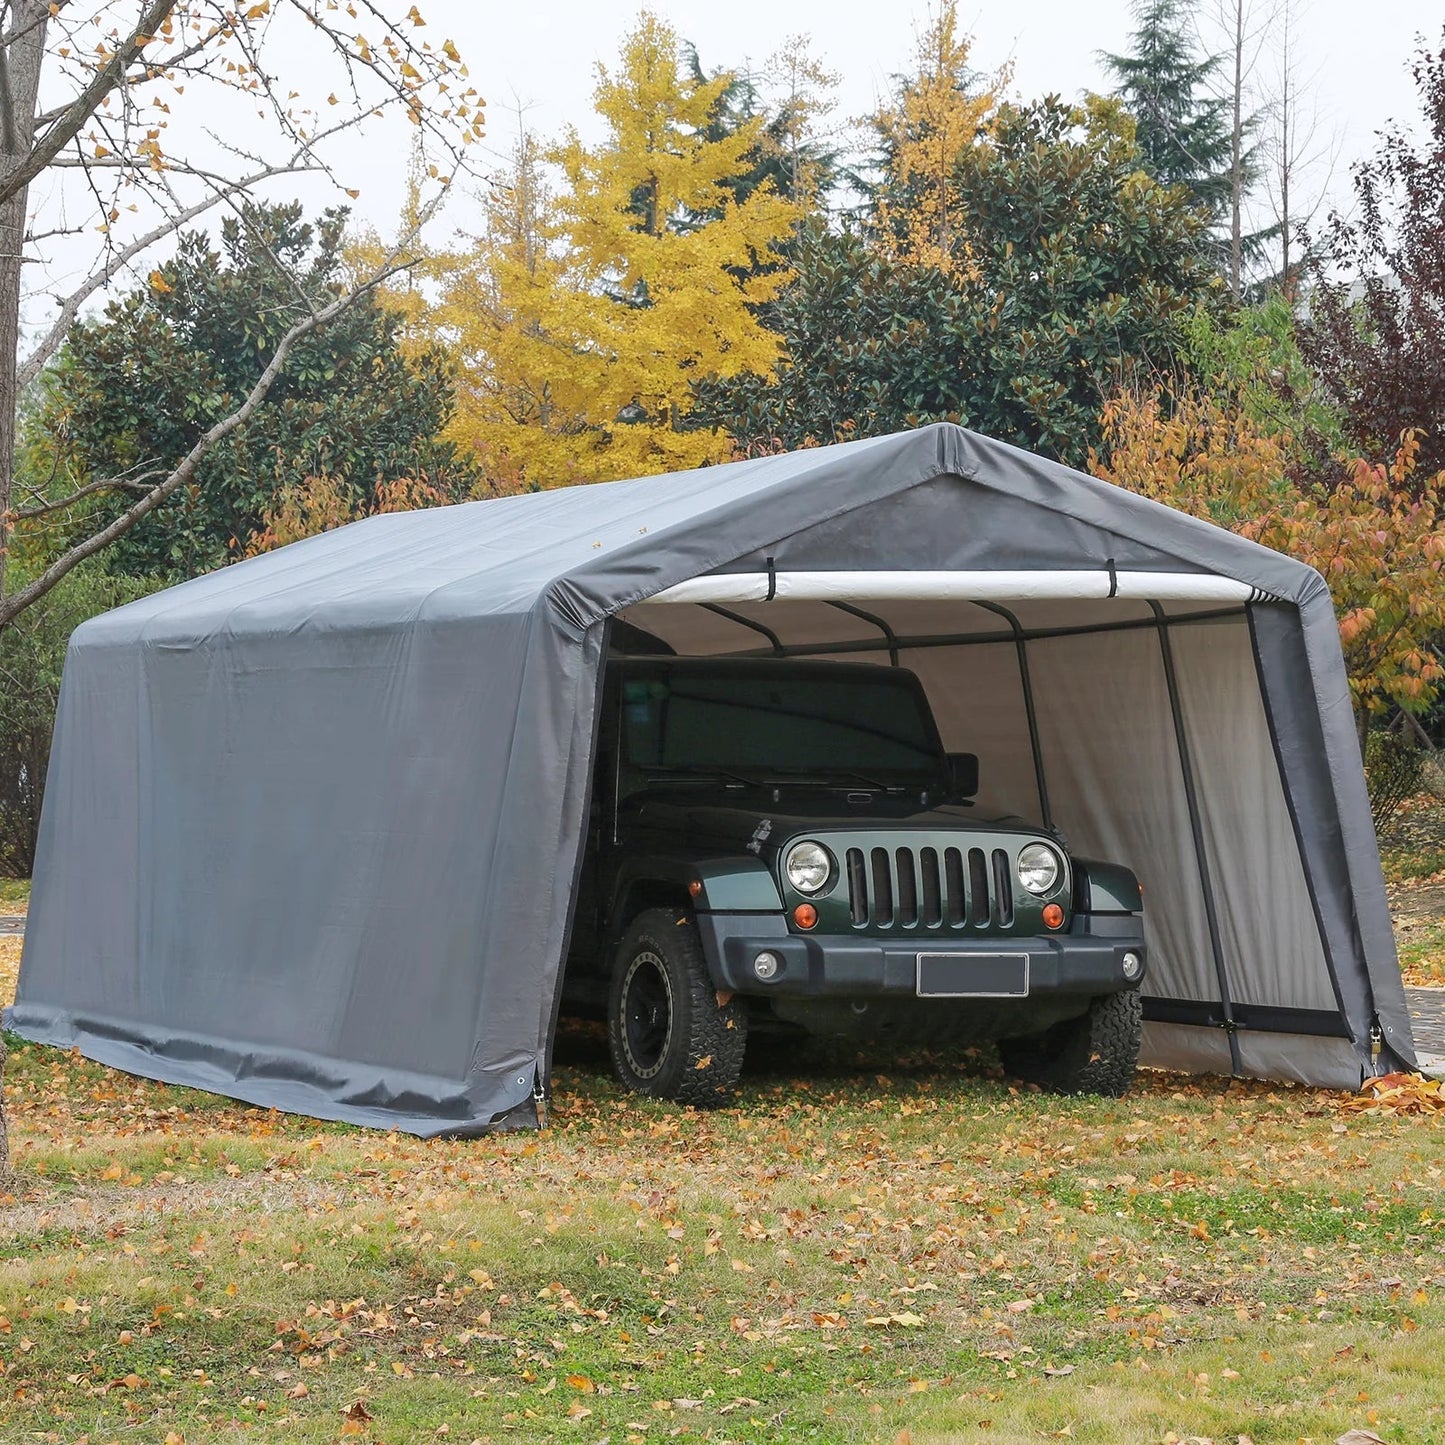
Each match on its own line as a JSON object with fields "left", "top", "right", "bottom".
{"left": 1017, "top": 842, "right": 1062, "bottom": 895}
{"left": 785, "top": 840, "right": 834, "bottom": 895}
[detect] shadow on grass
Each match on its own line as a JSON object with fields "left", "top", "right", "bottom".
{"left": 550, "top": 1014, "right": 1001, "bottom": 1087}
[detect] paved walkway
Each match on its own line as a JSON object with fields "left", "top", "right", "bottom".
{"left": 0, "top": 914, "right": 23, "bottom": 936}
{"left": 1407, "top": 986, "right": 1445, "bottom": 1058}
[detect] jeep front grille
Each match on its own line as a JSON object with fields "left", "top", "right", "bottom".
{"left": 845, "top": 844, "right": 1014, "bottom": 930}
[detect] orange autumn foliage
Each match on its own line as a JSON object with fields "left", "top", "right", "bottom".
{"left": 244, "top": 473, "right": 462, "bottom": 557}
{"left": 1093, "top": 387, "right": 1445, "bottom": 717}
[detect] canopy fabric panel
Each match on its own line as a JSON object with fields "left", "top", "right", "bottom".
{"left": 8, "top": 423, "right": 1412, "bottom": 1133}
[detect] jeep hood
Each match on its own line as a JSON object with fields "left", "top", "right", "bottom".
{"left": 620, "top": 792, "right": 1051, "bottom": 858}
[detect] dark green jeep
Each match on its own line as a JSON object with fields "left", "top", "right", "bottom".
{"left": 563, "top": 655, "right": 1147, "bottom": 1104}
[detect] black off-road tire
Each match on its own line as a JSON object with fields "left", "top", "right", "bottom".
{"left": 997, "top": 988, "right": 1142, "bottom": 1097}
{"left": 608, "top": 909, "right": 749, "bottom": 1106}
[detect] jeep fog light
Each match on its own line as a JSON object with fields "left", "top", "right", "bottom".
{"left": 1017, "top": 842, "right": 1062, "bottom": 895}
{"left": 753, "top": 951, "right": 781, "bottom": 981}
{"left": 1121, "top": 950, "right": 1143, "bottom": 981}
{"left": 785, "top": 840, "right": 834, "bottom": 894}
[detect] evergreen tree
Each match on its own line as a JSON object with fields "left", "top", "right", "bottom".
{"left": 699, "top": 99, "right": 1217, "bottom": 469}
{"left": 1103, "top": 0, "right": 1234, "bottom": 223}
{"left": 43, "top": 201, "right": 474, "bottom": 580}
{"left": 682, "top": 42, "right": 840, "bottom": 218}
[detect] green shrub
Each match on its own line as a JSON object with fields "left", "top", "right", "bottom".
{"left": 1364, "top": 728, "right": 1425, "bottom": 835}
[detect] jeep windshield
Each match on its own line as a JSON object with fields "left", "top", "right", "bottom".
{"left": 617, "top": 662, "right": 947, "bottom": 791}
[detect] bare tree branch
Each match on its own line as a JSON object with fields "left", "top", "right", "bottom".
{"left": 11, "top": 469, "right": 162, "bottom": 518}
{"left": 0, "top": 0, "right": 175, "bottom": 207}
{"left": 19, "top": 155, "right": 320, "bottom": 389}
{"left": 32, "top": 24, "right": 216, "bottom": 128}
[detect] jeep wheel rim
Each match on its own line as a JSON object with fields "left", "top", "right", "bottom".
{"left": 621, "top": 950, "right": 672, "bottom": 1080}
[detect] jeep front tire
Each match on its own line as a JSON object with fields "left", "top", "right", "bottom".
{"left": 998, "top": 988, "right": 1142, "bottom": 1097}
{"left": 608, "top": 908, "right": 748, "bottom": 1106}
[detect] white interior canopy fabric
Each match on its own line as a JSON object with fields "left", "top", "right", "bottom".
{"left": 7, "top": 424, "right": 1412, "bottom": 1134}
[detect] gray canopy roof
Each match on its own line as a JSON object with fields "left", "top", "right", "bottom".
{"left": 8, "top": 424, "right": 1412, "bottom": 1132}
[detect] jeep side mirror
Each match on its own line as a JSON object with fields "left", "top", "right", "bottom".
{"left": 946, "top": 752, "right": 979, "bottom": 800}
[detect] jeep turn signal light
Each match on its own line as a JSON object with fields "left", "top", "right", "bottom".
{"left": 793, "top": 902, "right": 818, "bottom": 929}
{"left": 688, "top": 879, "right": 703, "bottom": 899}
{"left": 1042, "top": 903, "right": 1065, "bottom": 930}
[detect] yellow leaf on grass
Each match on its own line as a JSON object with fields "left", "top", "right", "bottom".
{"left": 567, "top": 1374, "right": 595, "bottom": 1392}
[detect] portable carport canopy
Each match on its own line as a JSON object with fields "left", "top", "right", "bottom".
{"left": 8, "top": 423, "right": 1413, "bottom": 1134}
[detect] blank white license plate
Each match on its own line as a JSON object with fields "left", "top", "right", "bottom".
{"left": 915, "top": 952, "right": 1030, "bottom": 998}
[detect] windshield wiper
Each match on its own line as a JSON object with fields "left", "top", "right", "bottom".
{"left": 639, "top": 765, "right": 762, "bottom": 788}
{"left": 766, "top": 768, "right": 909, "bottom": 792}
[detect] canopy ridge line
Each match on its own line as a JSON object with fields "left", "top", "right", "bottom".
{"left": 642, "top": 571, "right": 1279, "bottom": 606}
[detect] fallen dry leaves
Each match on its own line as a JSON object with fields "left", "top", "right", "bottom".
{"left": 0, "top": 934, "right": 20, "bottom": 1001}
{"left": 1341, "top": 1071, "right": 1445, "bottom": 1115}
{"left": 1, "top": 946, "right": 1445, "bottom": 1440}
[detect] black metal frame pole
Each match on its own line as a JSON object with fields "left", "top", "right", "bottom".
{"left": 700, "top": 602, "right": 785, "bottom": 656}
{"left": 971, "top": 600, "right": 1053, "bottom": 832}
{"left": 1150, "top": 601, "right": 1243, "bottom": 1076}
{"left": 827, "top": 600, "right": 901, "bottom": 666}
{"left": 693, "top": 605, "right": 1247, "bottom": 659}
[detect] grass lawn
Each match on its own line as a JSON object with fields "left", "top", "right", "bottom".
{"left": 2, "top": 937, "right": 1444, "bottom": 1444}
{"left": 0, "top": 879, "right": 28, "bottom": 912}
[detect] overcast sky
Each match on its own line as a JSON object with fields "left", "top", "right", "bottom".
{"left": 18, "top": 0, "right": 1442, "bottom": 337}
{"left": 425, "top": 0, "right": 1438, "bottom": 223}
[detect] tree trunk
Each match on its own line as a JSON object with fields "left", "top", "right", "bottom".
{"left": 0, "top": 2, "right": 51, "bottom": 605}
{"left": 1277, "top": 3, "right": 1293, "bottom": 298}
{"left": 1229, "top": 0, "right": 1245, "bottom": 299}
{"left": 0, "top": 3, "right": 48, "bottom": 1186}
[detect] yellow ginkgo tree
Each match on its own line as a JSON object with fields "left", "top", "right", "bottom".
{"left": 871, "top": 2, "right": 1004, "bottom": 277}
{"left": 442, "top": 12, "right": 800, "bottom": 488}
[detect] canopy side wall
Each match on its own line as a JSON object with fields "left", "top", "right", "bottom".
{"left": 1250, "top": 600, "right": 1413, "bottom": 1068}
{"left": 12, "top": 599, "right": 606, "bottom": 1133}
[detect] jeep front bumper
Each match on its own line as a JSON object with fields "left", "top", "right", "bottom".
{"left": 696, "top": 912, "right": 1145, "bottom": 998}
